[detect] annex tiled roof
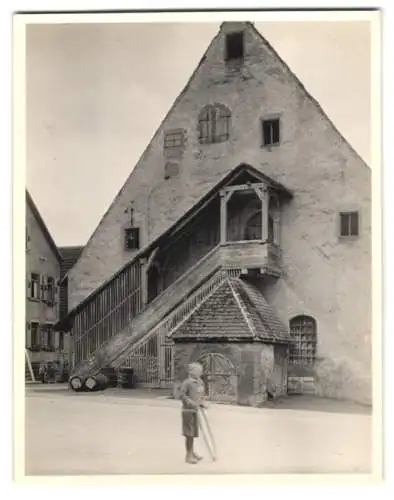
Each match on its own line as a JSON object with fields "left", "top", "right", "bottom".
{"left": 59, "top": 246, "right": 84, "bottom": 278}
{"left": 233, "top": 279, "right": 290, "bottom": 342}
{"left": 171, "top": 277, "right": 290, "bottom": 343}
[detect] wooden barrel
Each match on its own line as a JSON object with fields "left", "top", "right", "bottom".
{"left": 118, "top": 368, "right": 135, "bottom": 388}
{"left": 101, "top": 367, "right": 118, "bottom": 388}
{"left": 69, "top": 375, "right": 85, "bottom": 392}
{"left": 84, "top": 373, "right": 108, "bottom": 392}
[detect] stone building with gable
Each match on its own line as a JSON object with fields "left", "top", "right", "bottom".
{"left": 59, "top": 22, "right": 371, "bottom": 405}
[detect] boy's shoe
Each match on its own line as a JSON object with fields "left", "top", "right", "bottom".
{"left": 186, "top": 455, "right": 198, "bottom": 464}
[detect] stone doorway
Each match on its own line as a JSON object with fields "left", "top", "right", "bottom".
{"left": 198, "top": 352, "right": 238, "bottom": 403}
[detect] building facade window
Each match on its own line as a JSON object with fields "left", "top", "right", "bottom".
{"left": 225, "top": 31, "right": 244, "bottom": 61}
{"left": 30, "top": 273, "right": 40, "bottom": 300}
{"left": 198, "top": 104, "right": 231, "bottom": 145}
{"left": 289, "top": 316, "right": 317, "bottom": 366}
{"left": 125, "top": 227, "right": 140, "bottom": 250}
{"left": 262, "top": 118, "right": 280, "bottom": 147}
{"left": 30, "top": 322, "right": 39, "bottom": 349}
{"left": 58, "top": 332, "right": 64, "bottom": 352}
{"left": 46, "top": 276, "right": 55, "bottom": 306}
{"left": 339, "top": 211, "right": 359, "bottom": 237}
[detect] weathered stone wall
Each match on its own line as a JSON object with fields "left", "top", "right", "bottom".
{"left": 68, "top": 22, "right": 371, "bottom": 404}
{"left": 68, "top": 22, "right": 370, "bottom": 313}
{"left": 174, "top": 341, "right": 287, "bottom": 406}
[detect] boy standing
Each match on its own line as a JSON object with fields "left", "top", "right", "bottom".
{"left": 180, "top": 362, "right": 207, "bottom": 464}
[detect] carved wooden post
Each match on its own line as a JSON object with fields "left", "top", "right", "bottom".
{"left": 261, "top": 188, "right": 269, "bottom": 242}
{"left": 273, "top": 213, "right": 280, "bottom": 245}
{"left": 253, "top": 184, "right": 269, "bottom": 242}
{"left": 220, "top": 190, "right": 227, "bottom": 244}
{"left": 140, "top": 257, "right": 148, "bottom": 308}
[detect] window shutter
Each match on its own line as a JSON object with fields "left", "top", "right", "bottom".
{"left": 350, "top": 212, "right": 359, "bottom": 236}
{"left": 44, "top": 274, "right": 49, "bottom": 302}
{"left": 27, "top": 276, "right": 31, "bottom": 298}
{"left": 54, "top": 281, "right": 59, "bottom": 307}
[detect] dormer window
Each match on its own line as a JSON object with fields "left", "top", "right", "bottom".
{"left": 225, "top": 31, "right": 244, "bottom": 61}
{"left": 198, "top": 104, "right": 231, "bottom": 145}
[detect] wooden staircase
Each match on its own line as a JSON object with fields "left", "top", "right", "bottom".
{"left": 117, "top": 266, "right": 242, "bottom": 386}
{"left": 71, "top": 244, "right": 242, "bottom": 384}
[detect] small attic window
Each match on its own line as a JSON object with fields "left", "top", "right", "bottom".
{"left": 225, "top": 31, "right": 244, "bottom": 61}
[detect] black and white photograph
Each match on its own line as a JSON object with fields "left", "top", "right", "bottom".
{"left": 13, "top": 9, "right": 381, "bottom": 480}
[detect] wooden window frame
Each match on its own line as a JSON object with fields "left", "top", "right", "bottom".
{"left": 46, "top": 276, "right": 56, "bottom": 306}
{"left": 125, "top": 227, "right": 140, "bottom": 251}
{"left": 29, "top": 321, "right": 40, "bottom": 351}
{"left": 289, "top": 315, "right": 317, "bottom": 366}
{"left": 198, "top": 104, "right": 231, "bottom": 145}
{"left": 29, "top": 273, "right": 40, "bottom": 301}
{"left": 339, "top": 211, "right": 360, "bottom": 238}
{"left": 261, "top": 117, "right": 281, "bottom": 148}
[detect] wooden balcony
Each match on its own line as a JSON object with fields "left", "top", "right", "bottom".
{"left": 220, "top": 240, "right": 281, "bottom": 277}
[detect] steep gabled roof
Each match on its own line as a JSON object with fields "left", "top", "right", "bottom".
{"left": 171, "top": 277, "right": 290, "bottom": 344}
{"left": 26, "top": 190, "right": 62, "bottom": 263}
{"left": 62, "top": 163, "right": 292, "bottom": 319}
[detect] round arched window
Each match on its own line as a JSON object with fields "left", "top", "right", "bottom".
{"left": 198, "top": 104, "right": 231, "bottom": 144}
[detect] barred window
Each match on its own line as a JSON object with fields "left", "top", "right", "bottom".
{"left": 340, "top": 211, "right": 359, "bottom": 237}
{"left": 289, "top": 316, "right": 317, "bottom": 366}
{"left": 198, "top": 104, "right": 231, "bottom": 145}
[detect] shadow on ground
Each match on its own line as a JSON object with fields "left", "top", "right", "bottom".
{"left": 26, "top": 383, "right": 371, "bottom": 415}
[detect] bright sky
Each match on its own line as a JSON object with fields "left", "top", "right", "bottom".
{"left": 26, "top": 21, "right": 371, "bottom": 247}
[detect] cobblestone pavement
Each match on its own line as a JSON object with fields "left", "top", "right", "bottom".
{"left": 25, "top": 386, "right": 372, "bottom": 476}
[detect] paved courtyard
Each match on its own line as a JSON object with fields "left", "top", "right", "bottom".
{"left": 25, "top": 385, "right": 372, "bottom": 476}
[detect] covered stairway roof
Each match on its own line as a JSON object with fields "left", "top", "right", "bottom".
{"left": 62, "top": 163, "right": 292, "bottom": 320}
{"left": 171, "top": 277, "right": 290, "bottom": 343}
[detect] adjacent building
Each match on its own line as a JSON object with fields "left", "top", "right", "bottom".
{"left": 25, "top": 191, "right": 73, "bottom": 379}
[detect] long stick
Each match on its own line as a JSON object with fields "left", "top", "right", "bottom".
{"left": 198, "top": 408, "right": 217, "bottom": 462}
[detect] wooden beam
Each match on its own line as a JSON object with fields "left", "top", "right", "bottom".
{"left": 221, "top": 182, "right": 267, "bottom": 194}
{"left": 253, "top": 186, "right": 264, "bottom": 202}
{"left": 261, "top": 188, "right": 269, "bottom": 242}
{"left": 220, "top": 192, "right": 228, "bottom": 244}
{"left": 146, "top": 247, "right": 159, "bottom": 270}
{"left": 140, "top": 257, "right": 148, "bottom": 307}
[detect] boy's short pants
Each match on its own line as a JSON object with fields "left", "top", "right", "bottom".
{"left": 182, "top": 409, "right": 199, "bottom": 437}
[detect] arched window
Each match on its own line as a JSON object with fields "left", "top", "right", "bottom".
{"left": 244, "top": 211, "right": 274, "bottom": 242}
{"left": 289, "top": 316, "right": 317, "bottom": 366}
{"left": 198, "top": 104, "right": 231, "bottom": 144}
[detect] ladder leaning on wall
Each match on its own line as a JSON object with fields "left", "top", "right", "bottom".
{"left": 25, "top": 348, "right": 36, "bottom": 382}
